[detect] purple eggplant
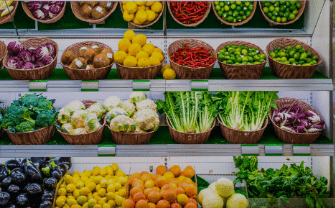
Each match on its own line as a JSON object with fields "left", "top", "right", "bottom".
{"left": 26, "top": 183, "right": 43, "bottom": 195}
{"left": 59, "top": 163, "right": 69, "bottom": 175}
{"left": 0, "top": 165, "right": 9, "bottom": 181}
{"left": 21, "top": 159, "right": 42, "bottom": 182}
{"left": 59, "top": 157, "right": 71, "bottom": 169}
{"left": 4, "top": 160, "right": 20, "bottom": 171}
{"left": 7, "top": 204, "right": 17, "bottom": 208}
{"left": 1, "top": 177, "right": 12, "bottom": 189}
{"left": 43, "top": 178, "right": 57, "bottom": 190}
{"left": 10, "top": 169, "right": 26, "bottom": 186}
{"left": 39, "top": 200, "right": 52, "bottom": 208}
{"left": 41, "top": 190, "right": 54, "bottom": 202}
{"left": 16, "top": 193, "right": 29, "bottom": 206}
{"left": 0, "top": 192, "right": 10, "bottom": 206}
{"left": 7, "top": 184, "right": 20, "bottom": 195}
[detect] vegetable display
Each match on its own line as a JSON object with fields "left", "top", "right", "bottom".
{"left": 0, "top": 1, "right": 14, "bottom": 17}
{"left": 214, "top": 1, "right": 254, "bottom": 23}
{"left": 0, "top": 94, "right": 57, "bottom": 133}
{"left": 77, "top": 1, "right": 115, "bottom": 20}
{"left": 234, "top": 156, "right": 329, "bottom": 208}
{"left": 0, "top": 157, "right": 71, "bottom": 208}
{"left": 26, "top": 1, "right": 65, "bottom": 20}
{"left": 217, "top": 45, "right": 267, "bottom": 65}
{"left": 272, "top": 104, "right": 325, "bottom": 133}
{"left": 170, "top": 44, "right": 216, "bottom": 68}
{"left": 157, "top": 91, "right": 217, "bottom": 133}
{"left": 170, "top": 1, "right": 209, "bottom": 25}
{"left": 214, "top": 91, "right": 278, "bottom": 131}
{"left": 121, "top": 1, "right": 163, "bottom": 25}
{"left": 260, "top": 1, "right": 303, "bottom": 23}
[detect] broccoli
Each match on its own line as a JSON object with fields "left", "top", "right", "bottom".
{"left": 37, "top": 98, "right": 53, "bottom": 110}
{"left": 15, "top": 121, "right": 35, "bottom": 132}
{"left": 20, "top": 94, "right": 42, "bottom": 107}
{"left": 35, "top": 109, "right": 58, "bottom": 127}
{"left": 1, "top": 105, "right": 27, "bottom": 128}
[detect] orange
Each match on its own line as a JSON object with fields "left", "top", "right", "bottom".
{"left": 122, "top": 199, "right": 135, "bottom": 208}
{"left": 133, "top": 180, "right": 144, "bottom": 189}
{"left": 141, "top": 174, "right": 151, "bottom": 182}
{"left": 148, "top": 173, "right": 155, "bottom": 179}
{"left": 147, "top": 191, "right": 161, "bottom": 204}
{"left": 174, "top": 187, "right": 185, "bottom": 195}
{"left": 169, "top": 165, "right": 181, "bottom": 177}
{"left": 176, "top": 194, "right": 188, "bottom": 206}
{"left": 144, "top": 188, "right": 154, "bottom": 198}
{"left": 133, "top": 192, "right": 146, "bottom": 203}
{"left": 130, "top": 187, "right": 143, "bottom": 198}
{"left": 148, "top": 203, "right": 156, "bottom": 208}
{"left": 135, "top": 200, "right": 148, "bottom": 208}
{"left": 144, "top": 179, "right": 155, "bottom": 189}
{"left": 140, "top": 171, "right": 148, "bottom": 176}
{"left": 156, "top": 200, "right": 170, "bottom": 208}
{"left": 156, "top": 176, "right": 166, "bottom": 188}
{"left": 184, "top": 184, "right": 197, "bottom": 197}
{"left": 153, "top": 187, "right": 160, "bottom": 193}
{"left": 161, "top": 184, "right": 172, "bottom": 192}
{"left": 161, "top": 189, "right": 176, "bottom": 203}
{"left": 180, "top": 166, "right": 195, "bottom": 178}
{"left": 188, "top": 198, "right": 197, "bottom": 206}
{"left": 169, "top": 183, "right": 177, "bottom": 190}
{"left": 170, "top": 203, "right": 182, "bottom": 208}
{"left": 178, "top": 182, "right": 189, "bottom": 190}
{"left": 184, "top": 202, "right": 197, "bottom": 208}
{"left": 156, "top": 165, "right": 167, "bottom": 175}
{"left": 163, "top": 172, "right": 174, "bottom": 180}
{"left": 151, "top": 174, "right": 159, "bottom": 181}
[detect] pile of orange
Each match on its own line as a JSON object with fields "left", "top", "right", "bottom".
{"left": 122, "top": 165, "right": 197, "bottom": 208}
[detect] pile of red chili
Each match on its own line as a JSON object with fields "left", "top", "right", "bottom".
{"left": 170, "top": 1, "right": 209, "bottom": 24}
{"left": 171, "top": 44, "right": 216, "bottom": 68}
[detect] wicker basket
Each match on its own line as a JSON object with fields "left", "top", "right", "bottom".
{"left": 3, "top": 37, "right": 58, "bottom": 80}
{"left": 167, "top": 1, "right": 211, "bottom": 27}
{"left": 218, "top": 117, "right": 268, "bottom": 144}
{"left": 22, "top": 1, "right": 66, "bottom": 24}
{"left": 212, "top": 1, "right": 256, "bottom": 26}
{"left": 168, "top": 39, "right": 215, "bottom": 79}
{"left": 167, "top": 117, "right": 215, "bottom": 144}
{"left": 270, "top": 98, "right": 324, "bottom": 144}
{"left": 4, "top": 126, "right": 55, "bottom": 145}
{"left": 216, "top": 41, "right": 267, "bottom": 79}
{"left": 120, "top": 1, "right": 164, "bottom": 28}
{"left": 0, "top": 1, "right": 18, "bottom": 24}
{"left": 61, "top": 41, "right": 114, "bottom": 80}
{"left": 259, "top": 1, "right": 306, "bottom": 26}
{"left": 71, "top": 1, "right": 117, "bottom": 24}
{"left": 266, "top": 38, "right": 322, "bottom": 79}
{"left": 0, "top": 41, "right": 6, "bottom": 72}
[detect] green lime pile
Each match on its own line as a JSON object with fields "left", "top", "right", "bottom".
{"left": 214, "top": 1, "right": 254, "bottom": 23}
{"left": 260, "top": 1, "right": 302, "bottom": 23}
{"left": 217, "top": 45, "right": 266, "bottom": 65}
{"left": 270, "top": 45, "right": 319, "bottom": 66}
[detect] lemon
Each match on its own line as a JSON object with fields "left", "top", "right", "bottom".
{"left": 135, "top": 10, "right": 147, "bottom": 23}
{"left": 102, "top": 204, "right": 110, "bottom": 208}
{"left": 115, "top": 170, "right": 125, "bottom": 177}
{"left": 122, "top": 4, "right": 127, "bottom": 12}
{"left": 72, "top": 171, "right": 80, "bottom": 176}
{"left": 100, "top": 169, "right": 107, "bottom": 177}
{"left": 154, "top": 47, "right": 163, "bottom": 54}
{"left": 93, "top": 167, "right": 101, "bottom": 176}
{"left": 126, "top": 2, "right": 137, "bottom": 14}
{"left": 93, "top": 205, "right": 102, "bottom": 208}
{"left": 104, "top": 175, "right": 111, "bottom": 180}
{"left": 136, "top": 51, "right": 149, "bottom": 60}
{"left": 145, "top": 1, "right": 155, "bottom": 6}
{"left": 66, "top": 184, "right": 76, "bottom": 193}
{"left": 123, "top": 30, "right": 135, "bottom": 41}
{"left": 67, "top": 195, "right": 75, "bottom": 200}
{"left": 73, "top": 177, "right": 80, "bottom": 185}
{"left": 121, "top": 1, "right": 127, "bottom": 5}
{"left": 133, "top": 18, "right": 142, "bottom": 25}
{"left": 94, "top": 196, "right": 102, "bottom": 203}
{"left": 111, "top": 163, "right": 118, "bottom": 171}
{"left": 73, "top": 189, "right": 80, "bottom": 199}
{"left": 114, "top": 182, "right": 122, "bottom": 191}
{"left": 128, "top": 43, "right": 141, "bottom": 56}
{"left": 100, "top": 179, "right": 108, "bottom": 188}
{"left": 88, "top": 199, "right": 97, "bottom": 208}
{"left": 78, "top": 196, "right": 88, "bottom": 205}
{"left": 122, "top": 10, "right": 134, "bottom": 22}
{"left": 60, "top": 183, "right": 67, "bottom": 189}
{"left": 114, "top": 51, "right": 127, "bottom": 64}
{"left": 118, "top": 38, "right": 131, "bottom": 52}
{"left": 56, "top": 197, "right": 66, "bottom": 207}
{"left": 163, "top": 68, "right": 176, "bottom": 80}
{"left": 105, "top": 192, "right": 116, "bottom": 200}
{"left": 65, "top": 175, "right": 74, "bottom": 184}
{"left": 117, "top": 189, "right": 126, "bottom": 197}
{"left": 123, "top": 56, "right": 137, "bottom": 67}
{"left": 76, "top": 181, "right": 85, "bottom": 189}
{"left": 58, "top": 188, "right": 67, "bottom": 196}
{"left": 137, "top": 34, "right": 147, "bottom": 46}
{"left": 64, "top": 204, "right": 70, "bottom": 208}
{"left": 107, "top": 169, "right": 114, "bottom": 176}
{"left": 142, "top": 43, "right": 155, "bottom": 55}
{"left": 98, "top": 188, "right": 106, "bottom": 197}
{"left": 137, "top": 5, "right": 145, "bottom": 11}
{"left": 146, "top": 10, "right": 156, "bottom": 22}
{"left": 114, "top": 195, "right": 125, "bottom": 207}
{"left": 107, "top": 184, "right": 115, "bottom": 193}
{"left": 67, "top": 198, "right": 78, "bottom": 206}
{"left": 79, "top": 187, "right": 91, "bottom": 196}
{"left": 161, "top": 64, "right": 171, "bottom": 74}
{"left": 136, "top": 1, "right": 145, "bottom": 5}
{"left": 117, "top": 177, "right": 127, "bottom": 186}
{"left": 71, "top": 205, "right": 81, "bottom": 208}
{"left": 98, "top": 198, "right": 107, "bottom": 205}
{"left": 151, "top": 2, "right": 162, "bottom": 12}
{"left": 96, "top": 184, "right": 101, "bottom": 192}
{"left": 94, "top": 176, "right": 104, "bottom": 184}
{"left": 149, "top": 56, "right": 160, "bottom": 66}
{"left": 151, "top": 51, "right": 164, "bottom": 62}
{"left": 137, "top": 58, "right": 151, "bottom": 67}
{"left": 83, "top": 203, "right": 89, "bottom": 208}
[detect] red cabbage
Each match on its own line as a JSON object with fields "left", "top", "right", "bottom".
{"left": 35, "top": 46, "right": 50, "bottom": 61}
{"left": 306, "top": 110, "right": 321, "bottom": 124}
{"left": 34, "top": 61, "right": 44, "bottom": 68}
{"left": 55, "top": 1, "right": 65, "bottom": 7}
{"left": 7, "top": 57, "right": 23, "bottom": 69}
{"left": 307, "top": 124, "right": 325, "bottom": 133}
{"left": 23, "top": 62, "right": 35, "bottom": 70}
{"left": 7, "top": 41, "right": 24, "bottom": 56}
{"left": 289, "top": 104, "right": 302, "bottom": 114}
{"left": 18, "top": 50, "right": 34, "bottom": 63}
{"left": 33, "top": 9, "right": 48, "bottom": 20}
{"left": 279, "top": 107, "right": 289, "bottom": 113}
{"left": 296, "top": 126, "right": 306, "bottom": 133}
{"left": 280, "top": 126, "right": 295, "bottom": 133}
{"left": 27, "top": 1, "right": 42, "bottom": 11}
{"left": 41, "top": 55, "right": 53, "bottom": 65}
{"left": 49, "top": 5, "right": 61, "bottom": 14}
{"left": 297, "top": 119, "right": 310, "bottom": 128}
{"left": 43, "top": 43, "right": 55, "bottom": 56}
{"left": 42, "top": 4, "right": 50, "bottom": 11}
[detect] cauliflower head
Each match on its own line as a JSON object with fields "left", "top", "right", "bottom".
{"left": 61, "top": 123, "right": 74, "bottom": 134}
{"left": 110, "top": 115, "right": 136, "bottom": 132}
{"left": 106, "top": 107, "right": 127, "bottom": 123}
{"left": 202, "top": 192, "right": 224, "bottom": 208}
{"left": 71, "top": 127, "right": 87, "bottom": 135}
{"left": 84, "top": 114, "right": 102, "bottom": 133}
{"left": 226, "top": 193, "right": 248, "bottom": 208}
{"left": 215, "top": 178, "right": 235, "bottom": 198}
{"left": 66, "top": 100, "right": 85, "bottom": 114}
{"left": 104, "top": 96, "right": 122, "bottom": 111}
{"left": 198, "top": 188, "right": 217, "bottom": 205}
{"left": 122, "top": 100, "right": 135, "bottom": 117}
{"left": 132, "top": 109, "right": 159, "bottom": 131}
{"left": 58, "top": 107, "right": 71, "bottom": 124}
{"left": 136, "top": 99, "right": 157, "bottom": 112}
{"left": 129, "top": 92, "right": 146, "bottom": 103}
{"left": 70, "top": 110, "right": 88, "bottom": 129}
{"left": 87, "top": 102, "right": 106, "bottom": 120}
{"left": 135, "top": 126, "right": 145, "bottom": 133}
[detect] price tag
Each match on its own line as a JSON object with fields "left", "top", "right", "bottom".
{"left": 191, "top": 80, "right": 208, "bottom": 91}
{"left": 82, "top": 80, "right": 99, "bottom": 91}
{"left": 98, "top": 145, "right": 115, "bottom": 156}
{"left": 133, "top": 80, "right": 150, "bottom": 91}
{"left": 29, "top": 80, "right": 47, "bottom": 92}
{"left": 241, "top": 144, "right": 259, "bottom": 156}
{"left": 264, "top": 144, "right": 283, "bottom": 156}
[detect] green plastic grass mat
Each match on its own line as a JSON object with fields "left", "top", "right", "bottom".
{"left": 0, "top": 2, "right": 35, "bottom": 29}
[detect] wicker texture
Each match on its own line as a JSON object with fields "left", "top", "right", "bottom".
{"left": 4, "top": 126, "right": 55, "bottom": 145}
{"left": 22, "top": 1, "right": 66, "bottom": 24}
{"left": 167, "top": 1, "right": 211, "bottom": 27}
{"left": 216, "top": 41, "right": 267, "bottom": 79}
{"left": 168, "top": 39, "right": 215, "bottom": 79}
{"left": 218, "top": 117, "right": 268, "bottom": 144}
{"left": 259, "top": 1, "right": 306, "bottom": 26}
{"left": 167, "top": 117, "right": 215, "bottom": 144}
{"left": 266, "top": 38, "right": 322, "bottom": 79}
{"left": 107, "top": 125, "right": 157, "bottom": 145}
{"left": 61, "top": 41, "right": 114, "bottom": 80}
{"left": 212, "top": 1, "right": 256, "bottom": 26}
{"left": 270, "top": 98, "right": 324, "bottom": 144}
{"left": 3, "top": 37, "right": 58, "bottom": 80}
{"left": 0, "top": 41, "right": 6, "bottom": 72}
{"left": 71, "top": 2, "right": 117, "bottom": 24}
{"left": 0, "top": 1, "right": 18, "bottom": 24}
{"left": 120, "top": 1, "right": 164, "bottom": 28}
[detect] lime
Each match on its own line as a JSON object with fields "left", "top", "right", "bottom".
{"left": 224, "top": 5, "right": 230, "bottom": 11}
{"left": 292, "top": 9, "right": 298, "bottom": 15}
{"left": 300, "top": 53, "right": 308, "bottom": 60}
{"left": 296, "top": 2, "right": 301, "bottom": 8}
{"left": 227, "top": 60, "right": 233, "bottom": 64}
{"left": 227, "top": 16, "right": 234, "bottom": 22}
{"left": 312, "top": 56, "right": 319, "bottom": 61}
{"left": 282, "top": 17, "right": 287, "bottom": 22}
{"left": 218, "top": 11, "right": 223, "bottom": 16}
{"left": 231, "top": 4, "right": 236, "bottom": 10}
{"left": 215, "top": 5, "right": 221, "bottom": 11}
{"left": 306, "top": 51, "right": 313, "bottom": 57}
{"left": 219, "top": 2, "right": 224, "bottom": 7}
{"left": 295, "top": 45, "right": 302, "bottom": 50}
{"left": 214, "top": 1, "right": 219, "bottom": 6}
{"left": 270, "top": 52, "right": 276, "bottom": 58}
{"left": 248, "top": 5, "right": 253, "bottom": 11}
{"left": 280, "top": 5, "right": 286, "bottom": 12}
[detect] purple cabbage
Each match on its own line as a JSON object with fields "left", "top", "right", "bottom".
{"left": 6, "top": 57, "right": 23, "bottom": 69}
{"left": 7, "top": 41, "right": 24, "bottom": 56}
{"left": 42, "top": 4, "right": 50, "bottom": 11}
{"left": 296, "top": 126, "right": 306, "bottom": 133}
{"left": 280, "top": 126, "right": 295, "bottom": 133}
{"left": 49, "top": 5, "right": 61, "bottom": 14}
{"left": 305, "top": 110, "right": 322, "bottom": 124}
{"left": 35, "top": 46, "right": 50, "bottom": 61}
{"left": 27, "top": 1, "right": 42, "bottom": 11}
{"left": 55, "top": 1, "right": 64, "bottom": 7}
{"left": 41, "top": 55, "right": 53, "bottom": 65}
{"left": 34, "top": 61, "right": 44, "bottom": 68}
{"left": 47, "top": 1, "right": 57, "bottom": 4}
{"left": 33, "top": 8, "right": 48, "bottom": 20}
{"left": 18, "top": 50, "right": 34, "bottom": 63}
{"left": 297, "top": 119, "right": 310, "bottom": 129}
{"left": 43, "top": 43, "right": 55, "bottom": 56}
{"left": 22, "top": 62, "right": 35, "bottom": 70}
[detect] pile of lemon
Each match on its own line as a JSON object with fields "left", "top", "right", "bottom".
{"left": 115, "top": 30, "right": 164, "bottom": 68}
{"left": 161, "top": 64, "right": 176, "bottom": 80}
{"left": 55, "top": 163, "right": 128, "bottom": 208}
{"left": 122, "top": 1, "right": 163, "bottom": 25}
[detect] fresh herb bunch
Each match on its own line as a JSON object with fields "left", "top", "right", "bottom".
{"left": 214, "top": 91, "right": 278, "bottom": 131}
{"left": 1, "top": 94, "right": 58, "bottom": 133}
{"left": 234, "top": 156, "right": 329, "bottom": 208}
{"left": 157, "top": 91, "right": 217, "bottom": 133}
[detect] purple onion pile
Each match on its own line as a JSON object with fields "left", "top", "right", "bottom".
{"left": 26, "top": 1, "right": 65, "bottom": 20}
{"left": 6, "top": 41, "right": 56, "bottom": 70}
{"left": 272, "top": 104, "right": 325, "bottom": 133}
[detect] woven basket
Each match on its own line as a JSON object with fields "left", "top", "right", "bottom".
{"left": 167, "top": 117, "right": 215, "bottom": 144}
{"left": 270, "top": 98, "right": 324, "bottom": 144}
{"left": 120, "top": 1, "right": 164, "bottom": 28}
{"left": 3, "top": 37, "right": 58, "bottom": 80}
{"left": 212, "top": 1, "right": 256, "bottom": 26}
{"left": 71, "top": 1, "right": 117, "bottom": 24}
{"left": 0, "top": 41, "right": 6, "bottom": 72}
{"left": 57, "top": 100, "right": 106, "bottom": 145}
{"left": 218, "top": 117, "right": 268, "bottom": 144}
{"left": 0, "top": 1, "right": 18, "bottom": 24}
{"left": 167, "top": 1, "right": 211, "bottom": 27}
{"left": 168, "top": 39, "right": 215, "bottom": 79}
{"left": 266, "top": 38, "right": 322, "bottom": 79}
{"left": 61, "top": 41, "right": 114, "bottom": 80}
{"left": 22, "top": 1, "right": 66, "bottom": 24}
{"left": 4, "top": 126, "right": 55, "bottom": 145}
{"left": 259, "top": 1, "right": 306, "bottom": 26}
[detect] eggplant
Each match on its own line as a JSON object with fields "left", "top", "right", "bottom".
{"left": 21, "top": 159, "right": 42, "bottom": 182}
{"left": 43, "top": 178, "right": 57, "bottom": 190}
{"left": 1, "top": 177, "right": 12, "bottom": 189}
{"left": 59, "top": 158, "right": 71, "bottom": 169}
{"left": 7, "top": 204, "right": 17, "bottom": 208}
{"left": 39, "top": 200, "right": 52, "bottom": 208}
{"left": 39, "top": 162, "right": 51, "bottom": 177}
{"left": 4, "top": 160, "right": 20, "bottom": 171}
{"left": 7, "top": 184, "right": 20, "bottom": 195}
{"left": 59, "top": 163, "right": 69, "bottom": 175}
{"left": 51, "top": 170, "right": 61, "bottom": 181}
{"left": 0, "top": 192, "right": 10, "bottom": 206}
{"left": 16, "top": 193, "right": 28, "bottom": 206}
{"left": 41, "top": 190, "right": 54, "bottom": 202}
{"left": 23, "top": 183, "right": 30, "bottom": 192}
{"left": 26, "top": 183, "right": 42, "bottom": 195}
{"left": 10, "top": 169, "right": 26, "bottom": 186}
{"left": 47, "top": 158, "right": 60, "bottom": 166}
{"left": 0, "top": 187, "right": 2, "bottom": 193}
{"left": 29, "top": 158, "right": 46, "bottom": 169}
{"left": 0, "top": 165, "right": 8, "bottom": 181}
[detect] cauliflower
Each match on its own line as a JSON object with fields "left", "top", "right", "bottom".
{"left": 106, "top": 107, "right": 127, "bottom": 123}
{"left": 198, "top": 188, "right": 216, "bottom": 205}
{"left": 71, "top": 127, "right": 87, "bottom": 135}
{"left": 208, "top": 182, "right": 217, "bottom": 191}
{"left": 70, "top": 110, "right": 88, "bottom": 129}
{"left": 87, "top": 102, "right": 106, "bottom": 120}
{"left": 135, "top": 126, "right": 145, "bottom": 133}
{"left": 226, "top": 193, "right": 249, "bottom": 208}
{"left": 129, "top": 92, "right": 146, "bottom": 103}
{"left": 122, "top": 100, "right": 135, "bottom": 116}
{"left": 66, "top": 100, "right": 85, "bottom": 114}
{"left": 132, "top": 109, "right": 159, "bottom": 131}
{"left": 215, "top": 178, "right": 235, "bottom": 198}
{"left": 61, "top": 123, "right": 74, "bottom": 134}
{"left": 202, "top": 192, "right": 224, "bottom": 208}
{"left": 110, "top": 115, "right": 136, "bottom": 132}
{"left": 104, "top": 96, "right": 122, "bottom": 111}
{"left": 58, "top": 107, "right": 71, "bottom": 124}
{"left": 84, "top": 113, "right": 102, "bottom": 133}
{"left": 136, "top": 99, "right": 157, "bottom": 112}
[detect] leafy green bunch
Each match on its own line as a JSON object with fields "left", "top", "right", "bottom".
{"left": 1, "top": 94, "right": 58, "bottom": 133}
{"left": 234, "top": 156, "right": 329, "bottom": 208}
{"left": 157, "top": 91, "right": 217, "bottom": 133}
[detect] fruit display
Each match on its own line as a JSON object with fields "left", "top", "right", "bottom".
{"left": 123, "top": 165, "right": 197, "bottom": 208}
{"left": 0, "top": 157, "right": 71, "bottom": 208}
{"left": 0, "top": 1, "right": 14, "bottom": 17}
{"left": 55, "top": 163, "right": 128, "bottom": 208}
{"left": 121, "top": 1, "right": 163, "bottom": 26}
{"left": 6, "top": 41, "right": 56, "bottom": 70}
{"left": 260, "top": 1, "right": 303, "bottom": 24}
{"left": 75, "top": 1, "right": 115, "bottom": 20}
{"left": 105, "top": 92, "right": 160, "bottom": 133}
{"left": 169, "top": 1, "right": 209, "bottom": 25}
{"left": 213, "top": 1, "right": 254, "bottom": 24}
{"left": 0, "top": 94, "right": 57, "bottom": 133}
{"left": 269, "top": 45, "right": 319, "bottom": 66}
{"left": 25, "top": 1, "right": 65, "bottom": 20}
{"left": 217, "top": 44, "right": 267, "bottom": 65}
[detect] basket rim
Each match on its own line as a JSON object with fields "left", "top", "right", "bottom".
{"left": 4, "top": 125, "right": 54, "bottom": 135}
{"left": 107, "top": 124, "right": 158, "bottom": 135}
{"left": 166, "top": 116, "right": 216, "bottom": 135}
{"left": 217, "top": 117, "right": 268, "bottom": 133}
{"left": 0, "top": 41, "right": 7, "bottom": 61}
{"left": 0, "top": 1, "right": 18, "bottom": 25}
